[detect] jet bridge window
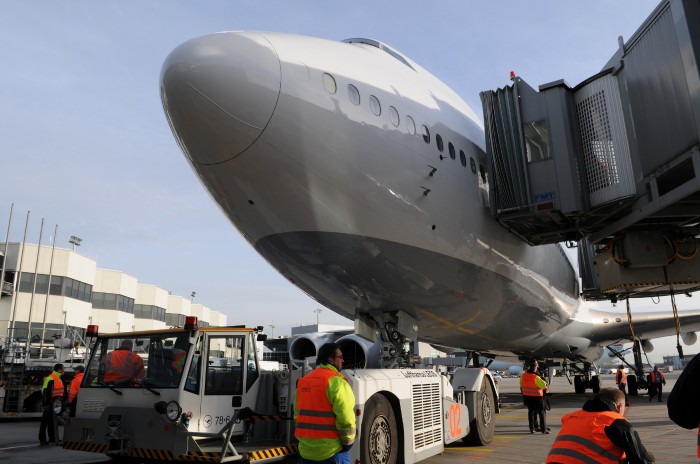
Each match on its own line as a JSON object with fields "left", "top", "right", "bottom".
{"left": 524, "top": 120, "right": 551, "bottom": 163}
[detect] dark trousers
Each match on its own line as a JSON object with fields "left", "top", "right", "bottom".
{"left": 618, "top": 383, "right": 629, "bottom": 405}
{"left": 524, "top": 396, "right": 545, "bottom": 432}
{"left": 38, "top": 409, "right": 56, "bottom": 443}
{"left": 649, "top": 383, "right": 663, "bottom": 401}
{"left": 300, "top": 450, "right": 350, "bottom": 464}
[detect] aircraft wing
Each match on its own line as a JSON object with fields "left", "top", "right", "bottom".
{"left": 589, "top": 308, "right": 700, "bottom": 344}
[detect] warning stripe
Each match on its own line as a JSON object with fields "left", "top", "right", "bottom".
{"left": 62, "top": 441, "right": 298, "bottom": 462}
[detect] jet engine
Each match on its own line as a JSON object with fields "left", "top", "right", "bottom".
{"left": 682, "top": 332, "right": 697, "bottom": 345}
{"left": 289, "top": 333, "right": 340, "bottom": 368}
{"left": 641, "top": 339, "right": 654, "bottom": 353}
{"left": 336, "top": 334, "right": 381, "bottom": 369}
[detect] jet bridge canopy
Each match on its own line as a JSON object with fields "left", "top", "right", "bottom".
{"left": 481, "top": 0, "right": 700, "bottom": 300}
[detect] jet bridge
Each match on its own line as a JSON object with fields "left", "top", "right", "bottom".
{"left": 481, "top": 0, "right": 700, "bottom": 301}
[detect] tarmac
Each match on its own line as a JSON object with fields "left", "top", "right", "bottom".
{"left": 0, "top": 373, "right": 696, "bottom": 463}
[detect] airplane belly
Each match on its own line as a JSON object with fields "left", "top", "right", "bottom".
{"left": 189, "top": 86, "right": 582, "bottom": 352}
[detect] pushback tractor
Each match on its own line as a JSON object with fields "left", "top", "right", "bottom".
{"left": 62, "top": 318, "right": 498, "bottom": 463}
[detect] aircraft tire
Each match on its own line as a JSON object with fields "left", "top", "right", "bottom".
{"left": 627, "top": 375, "right": 638, "bottom": 396}
{"left": 360, "top": 394, "right": 398, "bottom": 464}
{"left": 463, "top": 377, "right": 495, "bottom": 446}
{"left": 574, "top": 375, "right": 585, "bottom": 394}
{"left": 591, "top": 375, "right": 601, "bottom": 393}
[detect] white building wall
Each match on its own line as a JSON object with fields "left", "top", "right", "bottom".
{"left": 0, "top": 243, "right": 95, "bottom": 341}
{"left": 191, "top": 304, "right": 211, "bottom": 325}
{"left": 0, "top": 242, "right": 229, "bottom": 339}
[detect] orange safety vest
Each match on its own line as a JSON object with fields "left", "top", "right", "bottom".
{"left": 616, "top": 369, "right": 627, "bottom": 385}
{"left": 650, "top": 370, "right": 665, "bottom": 384}
{"left": 521, "top": 372, "right": 544, "bottom": 397}
{"left": 172, "top": 350, "right": 187, "bottom": 373}
{"left": 546, "top": 410, "right": 626, "bottom": 464}
{"left": 68, "top": 372, "right": 84, "bottom": 403}
{"left": 295, "top": 368, "right": 343, "bottom": 440}
{"left": 104, "top": 349, "right": 143, "bottom": 384}
{"left": 47, "top": 372, "right": 65, "bottom": 398}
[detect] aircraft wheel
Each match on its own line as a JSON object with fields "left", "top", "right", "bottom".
{"left": 463, "top": 377, "right": 495, "bottom": 445}
{"left": 627, "top": 375, "right": 638, "bottom": 396}
{"left": 591, "top": 375, "right": 601, "bottom": 393}
{"left": 361, "top": 394, "right": 398, "bottom": 464}
{"left": 574, "top": 375, "right": 585, "bottom": 394}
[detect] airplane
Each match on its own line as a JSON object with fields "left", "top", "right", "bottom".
{"left": 159, "top": 31, "right": 700, "bottom": 394}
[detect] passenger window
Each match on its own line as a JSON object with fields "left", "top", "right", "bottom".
{"left": 389, "top": 106, "right": 399, "bottom": 126}
{"left": 347, "top": 84, "right": 360, "bottom": 105}
{"left": 480, "top": 165, "right": 487, "bottom": 184}
{"left": 322, "top": 73, "right": 337, "bottom": 94}
{"left": 406, "top": 116, "right": 416, "bottom": 135}
{"left": 436, "top": 134, "right": 444, "bottom": 152}
{"left": 449, "top": 143, "right": 455, "bottom": 160}
{"left": 369, "top": 95, "right": 381, "bottom": 116}
{"left": 422, "top": 125, "right": 430, "bottom": 144}
{"left": 460, "top": 151, "right": 467, "bottom": 167}
{"left": 470, "top": 157, "right": 477, "bottom": 174}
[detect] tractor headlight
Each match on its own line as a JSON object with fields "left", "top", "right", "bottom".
{"left": 154, "top": 400, "right": 182, "bottom": 422}
{"left": 165, "top": 401, "right": 182, "bottom": 422}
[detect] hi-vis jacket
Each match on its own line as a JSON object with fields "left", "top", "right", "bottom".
{"left": 520, "top": 372, "right": 548, "bottom": 397}
{"left": 546, "top": 410, "right": 626, "bottom": 463}
{"left": 104, "top": 349, "right": 145, "bottom": 384}
{"left": 68, "top": 372, "right": 84, "bottom": 403}
{"left": 295, "top": 364, "right": 356, "bottom": 461}
{"left": 616, "top": 369, "right": 627, "bottom": 385}
{"left": 41, "top": 371, "right": 65, "bottom": 399}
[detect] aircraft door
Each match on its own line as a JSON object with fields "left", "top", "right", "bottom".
{"left": 182, "top": 334, "right": 203, "bottom": 426}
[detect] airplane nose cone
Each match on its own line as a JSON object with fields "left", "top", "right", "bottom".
{"left": 161, "top": 32, "right": 280, "bottom": 165}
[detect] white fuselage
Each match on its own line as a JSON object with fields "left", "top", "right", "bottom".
{"left": 161, "top": 32, "right": 610, "bottom": 361}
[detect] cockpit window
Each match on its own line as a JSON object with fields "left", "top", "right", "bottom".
{"left": 341, "top": 38, "right": 415, "bottom": 71}
{"left": 348, "top": 84, "right": 360, "bottom": 105}
{"left": 322, "top": 73, "right": 337, "bottom": 94}
{"left": 369, "top": 95, "right": 381, "bottom": 116}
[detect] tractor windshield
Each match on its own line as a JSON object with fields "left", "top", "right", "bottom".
{"left": 83, "top": 331, "right": 190, "bottom": 389}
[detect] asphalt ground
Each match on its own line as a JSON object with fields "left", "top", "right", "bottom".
{"left": 425, "top": 372, "right": 699, "bottom": 463}
{"left": 0, "top": 372, "right": 697, "bottom": 463}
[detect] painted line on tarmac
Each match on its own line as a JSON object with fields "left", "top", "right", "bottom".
{"left": 0, "top": 444, "right": 39, "bottom": 451}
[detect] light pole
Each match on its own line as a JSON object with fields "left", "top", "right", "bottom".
{"left": 314, "top": 307, "right": 323, "bottom": 327}
{"left": 68, "top": 235, "right": 82, "bottom": 251}
{"left": 269, "top": 324, "right": 275, "bottom": 338}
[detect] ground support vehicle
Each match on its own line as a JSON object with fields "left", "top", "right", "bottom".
{"left": 62, "top": 321, "right": 498, "bottom": 463}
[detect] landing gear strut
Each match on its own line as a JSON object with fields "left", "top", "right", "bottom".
{"left": 357, "top": 310, "right": 420, "bottom": 368}
{"left": 563, "top": 361, "right": 600, "bottom": 393}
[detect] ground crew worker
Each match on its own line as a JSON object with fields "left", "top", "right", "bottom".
{"left": 616, "top": 364, "right": 630, "bottom": 406}
{"left": 546, "top": 387, "right": 654, "bottom": 464}
{"left": 38, "top": 363, "right": 65, "bottom": 445}
{"left": 648, "top": 365, "right": 666, "bottom": 402}
{"left": 103, "top": 339, "right": 145, "bottom": 386}
{"left": 67, "top": 365, "right": 85, "bottom": 417}
{"left": 520, "top": 360, "right": 549, "bottom": 434}
{"left": 295, "top": 343, "right": 356, "bottom": 463}
{"left": 667, "top": 352, "right": 700, "bottom": 463}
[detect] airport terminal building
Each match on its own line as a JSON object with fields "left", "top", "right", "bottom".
{"left": 0, "top": 242, "right": 227, "bottom": 353}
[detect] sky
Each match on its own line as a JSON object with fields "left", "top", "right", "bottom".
{"left": 2, "top": 0, "right": 692, "bottom": 361}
